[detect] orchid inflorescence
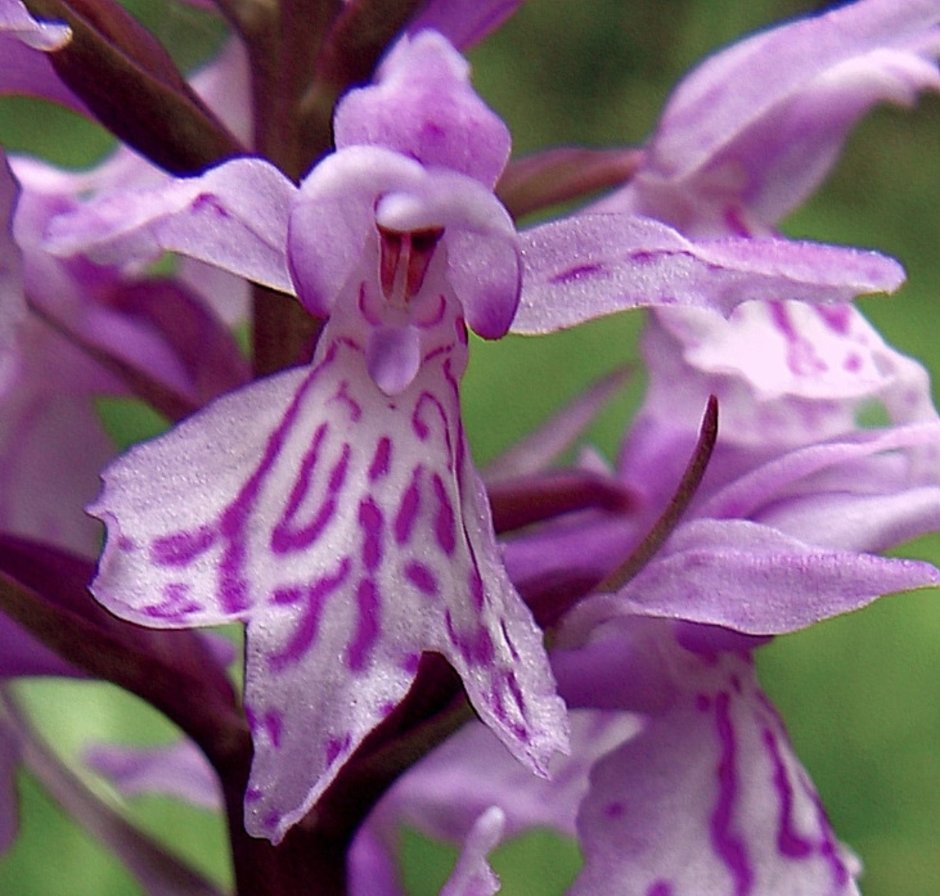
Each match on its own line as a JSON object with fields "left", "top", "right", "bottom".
{"left": 1, "top": 0, "right": 939, "bottom": 894}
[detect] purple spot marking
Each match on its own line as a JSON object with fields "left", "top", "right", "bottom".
{"left": 808, "top": 782, "right": 851, "bottom": 887}
{"left": 347, "top": 578, "right": 380, "bottom": 671}
{"left": 761, "top": 725, "right": 813, "bottom": 858}
{"left": 358, "top": 498, "right": 384, "bottom": 573}
{"left": 628, "top": 250, "right": 658, "bottom": 265}
{"left": 696, "top": 693, "right": 711, "bottom": 712}
{"left": 192, "top": 193, "right": 229, "bottom": 217}
{"left": 245, "top": 787, "right": 262, "bottom": 803}
{"left": 144, "top": 582, "right": 199, "bottom": 620}
{"left": 404, "top": 560, "right": 439, "bottom": 597}
{"left": 432, "top": 474, "right": 456, "bottom": 555}
{"left": 368, "top": 437, "right": 392, "bottom": 481}
{"left": 412, "top": 390, "right": 455, "bottom": 461}
{"left": 395, "top": 467, "right": 422, "bottom": 544}
{"left": 269, "top": 558, "right": 351, "bottom": 671}
{"left": 605, "top": 801, "right": 625, "bottom": 819}
{"left": 151, "top": 525, "right": 216, "bottom": 566}
{"left": 118, "top": 536, "right": 135, "bottom": 551}
{"left": 455, "top": 315, "right": 468, "bottom": 345}
{"left": 549, "top": 262, "right": 604, "bottom": 284}
{"left": 415, "top": 294, "right": 446, "bottom": 328}
{"left": 815, "top": 304, "right": 851, "bottom": 335}
{"left": 646, "top": 882, "right": 674, "bottom": 896}
{"left": 272, "top": 585, "right": 304, "bottom": 606}
{"left": 401, "top": 653, "right": 421, "bottom": 674}
{"left": 468, "top": 567, "right": 484, "bottom": 611}
{"left": 326, "top": 733, "right": 352, "bottom": 766}
{"left": 357, "top": 283, "right": 381, "bottom": 326}
{"left": 264, "top": 711, "right": 283, "bottom": 749}
{"left": 212, "top": 351, "right": 337, "bottom": 613}
{"left": 711, "top": 692, "right": 754, "bottom": 896}
{"left": 331, "top": 380, "right": 362, "bottom": 421}
{"left": 473, "top": 628, "right": 495, "bottom": 665}
{"left": 272, "top": 436, "right": 351, "bottom": 554}
{"left": 844, "top": 352, "right": 862, "bottom": 372}
{"left": 262, "top": 810, "right": 281, "bottom": 833}
{"left": 769, "top": 301, "right": 825, "bottom": 377}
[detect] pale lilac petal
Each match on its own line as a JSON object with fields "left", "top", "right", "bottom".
{"left": 336, "top": 30, "right": 510, "bottom": 187}
{"left": 92, "top": 331, "right": 565, "bottom": 842}
{"left": 571, "top": 640, "right": 859, "bottom": 896}
{"left": 89, "top": 365, "right": 309, "bottom": 628}
{"left": 513, "top": 214, "right": 903, "bottom": 334}
{"left": 368, "top": 711, "right": 637, "bottom": 847}
{"left": 408, "top": 0, "right": 522, "bottom": 50}
{"left": 618, "top": 0, "right": 940, "bottom": 233}
{"left": 0, "top": 0, "right": 70, "bottom": 49}
{"left": 577, "top": 518, "right": 940, "bottom": 636}
{"left": 702, "top": 423, "right": 940, "bottom": 553}
{"left": 45, "top": 158, "right": 296, "bottom": 293}
{"left": 1, "top": 321, "right": 116, "bottom": 554}
{"left": 637, "top": 302, "right": 936, "bottom": 453}
{"left": 439, "top": 807, "right": 504, "bottom": 896}
{"left": 85, "top": 740, "right": 221, "bottom": 810}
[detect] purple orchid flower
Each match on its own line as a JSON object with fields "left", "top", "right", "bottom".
{"left": 58, "top": 31, "right": 567, "bottom": 843}
{"left": 41, "top": 19, "right": 921, "bottom": 845}
{"left": 595, "top": 0, "right": 940, "bottom": 237}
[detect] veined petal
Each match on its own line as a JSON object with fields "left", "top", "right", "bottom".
{"left": 513, "top": 214, "right": 903, "bottom": 334}
{"left": 619, "top": 0, "right": 940, "bottom": 233}
{"left": 44, "top": 158, "right": 296, "bottom": 293}
{"left": 571, "top": 631, "right": 860, "bottom": 896}
{"left": 91, "top": 328, "right": 565, "bottom": 842}
{"left": 335, "top": 30, "right": 510, "bottom": 188}
{"left": 575, "top": 518, "right": 940, "bottom": 636}
{"left": 85, "top": 739, "right": 221, "bottom": 810}
{"left": 702, "top": 423, "right": 940, "bottom": 552}
{"left": 638, "top": 301, "right": 936, "bottom": 452}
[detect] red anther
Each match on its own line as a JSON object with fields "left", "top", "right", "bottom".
{"left": 378, "top": 226, "right": 404, "bottom": 299}
{"left": 377, "top": 224, "right": 444, "bottom": 303}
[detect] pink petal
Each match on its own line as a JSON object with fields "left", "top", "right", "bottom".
{"left": 45, "top": 158, "right": 296, "bottom": 293}
{"left": 514, "top": 214, "right": 903, "bottom": 334}
{"left": 571, "top": 631, "right": 860, "bottom": 896}
{"left": 335, "top": 30, "right": 510, "bottom": 188}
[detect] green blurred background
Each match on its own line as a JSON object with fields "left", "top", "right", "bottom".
{"left": 1, "top": 1, "right": 939, "bottom": 893}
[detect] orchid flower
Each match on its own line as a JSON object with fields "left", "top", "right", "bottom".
{"left": 596, "top": 0, "right": 940, "bottom": 237}
{"left": 55, "top": 31, "right": 568, "bottom": 843}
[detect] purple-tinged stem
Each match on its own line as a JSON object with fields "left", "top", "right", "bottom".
{"left": 600, "top": 394, "right": 719, "bottom": 591}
